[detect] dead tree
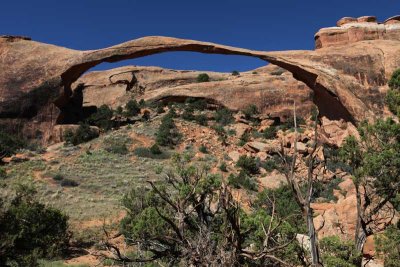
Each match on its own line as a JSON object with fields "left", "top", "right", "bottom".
{"left": 278, "top": 103, "right": 323, "bottom": 267}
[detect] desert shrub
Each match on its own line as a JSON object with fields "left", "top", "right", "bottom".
{"left": 263, "top": 126, "right": 277, "bottom": 140}
{"left": 215, "top": 108, "right": 233, "bottom": 125}
{"left": 199, "top": 144, "right": 208, "bottom": 154}
{"left": 156, "top": 105, "right": 165, "bottom": 114}
{"left": 388, "top": 68, "right": 400, "bottom": 90}
{"left": 0, "top": 185, "right": 69, "bottom": 266}
{"left": 156, "top": 113, "right": 181, "bottom": 147}
{"left": 52, "top": 173, "right": 64, "bottom": 181}
{"left": 319, "top": 236, "right": 361, "bottom": 267}
{"left": 219, "top": 161, "right": 227, "bottom": 172}
{"left": 375, "top": 225, "right": 400, "bottom": 267}
{"left": 134, "top": 146, "right": 169, "bottom": 159}
{"left": 228, "top": 171, "right": 257, "bottom": 191}
{"left": 261, "top": 158, "right": 278, "bottom": 172}
{"left": 0, "top": 131, "right": 26, "bottom": 159}
{"left": 139, "top": 99, "right": 146, "bottom": 107}
{"left": 243, "top": 104, "right": 259, "bottom": 120}
{"left": 125, "top": 99, "right": 140, "bottom": 116}
{"left": 196, "top": 73, "right": 210, "bottom": 83}
{"left": 194, "top": 114, "right": 208, "bottom": 126}
{"left": 105, "top": 142, "right": 128, "bottom": 155}
{"left": 325, "top": 145, "right": 351, "bottom": 173}
{"left": 86, "top": 104, "right": 113, "bottom": 130}
{"left": 254, "top": 185, "right": 305, "bottom": 231}
{"left": 150, "top": 144, "right": 162, "bottom": 155}
{"left": 60, "top": 178, "right": 79, "bottom": 187}
{"left": 313, "top": 177, "right": 342, "bottom": 202}
{"left": 115, "top": 106, "right": 123, "bottom": 115}
{"left": 0, "top": 167, "right": 6, "bottom": 179}
{"left": 64, "top": 124, "right": 99, "bottom": 146}
{"left": 238, "top": 132, "right": 250, "bottom": 146}
{"left": 279, "top": 116, "right": 306, "bottom": 131}
{"left": 142, "top": 110, "right": 151, "bottom": 121}
{"left": 232, "top": 70, "right": 240, "bottom": 76}
{"left": 185, "top": 97, "right": 207, "bottom": 110}
{"left": 386, "top": 88, "right": 400, "bottom": 116}
{"left": 181, "top": 106, "right": 195, "bottom": 121}
{"left": 236, "top": 155, "right": 259, "bottom": 175}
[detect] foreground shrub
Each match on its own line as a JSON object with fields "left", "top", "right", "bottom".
{"left": 119, "top": 155, "right": 296, "bottom": 265}
{"left": 196, "top": 73, "right": 210, "bottom": 83}
{"left": 0, "top": 185, "right": 69, "bottom": 266}
{"left": 320, "top": 236, "right": 361, "bottom": 267}
{"left": 64, "top": 124, "right": 99, "bottom": 146}
{"left": 375, "top": 225, "right": 400, "bottom": 267}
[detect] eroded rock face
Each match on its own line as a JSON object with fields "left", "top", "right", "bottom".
{"left": 76, "top": 65, "right": 314, "bottom": 121}
{"left": 1, "top": 16, "right": 400, "bottom": 142}
{"left": 315, "top": 16, "right": 400, "bottom": 49}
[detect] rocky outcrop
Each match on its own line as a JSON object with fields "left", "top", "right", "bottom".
{"left": 1, "top": 15, "right": 400, "bottom": 142}
{"left": 76, "top": 65, "right": 314, "bottom": 121}
{"left": 315, "top": 16, "right": 400, "bottom": 49}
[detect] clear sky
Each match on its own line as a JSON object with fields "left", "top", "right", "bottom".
{"left": 1, "top": 0, "right": 398, "bottom": 72}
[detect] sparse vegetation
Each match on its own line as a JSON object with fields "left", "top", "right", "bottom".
{"left": 238, "top": 131, "right": 250, "bottom": 146}
{"left": 0, "top": 130, "right": 26, "bottom": 160}
{"left": 243, "top": 104, "right": 259, "bottom": 120}
{"left": 125, "top": 99, "right": 141, "bottom": 116}
{"left": 232, "top": 70, "right": 240, "bottom": 76}
{"left": 60, "top": 178, "right": 79, "bottom": 187}
{"left": 199, "top": 144, "right": 208, "bottom": 153}
{"left": 64, "top": 124, "right": 99, "bottom": 146}
{"left": 219, "top": 161, "right": 227, "bottom": 172}
{"left": 263, "top": 126, "right": 277, "bottom": 139}
{"left": 228, "top": 170, "right": 257, "bottom": 191}
{"left": 86, "top": 104, "right": 113, "bottom": 130}
{"left": 236, "top": 155, "right": 259, "bottom": 175}
{"left": 196, "top": 73, "right": 210, "bottom": 83}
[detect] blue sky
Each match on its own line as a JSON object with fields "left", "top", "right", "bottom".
{"left": 1, "top": 0, "right": 398, "bottom": 72}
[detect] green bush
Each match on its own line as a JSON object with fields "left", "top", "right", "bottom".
{"left": 86, "top": 104, "right": 113, "bottom": 130}
{"left": 236, "top": 155, "right": 259, "bottom": 175}
{"left": 386, "top": 88, "right": 400, "bottom": 116}
{"left": 64, "top": 124, "right": 99, "bottom": 146}
{"left": 156, "top": 105, "right": 165, "bottom": 114}
{"left": 60, "top": 178, "right": 79, "bottom": 187}
{"left": 313, "top": 177, "right": 342, "bottom": 202}
{"left": 232, "top": 70, "right": 240, "bottom": 76}
{"left": 219, "top": 161, "right": 227, "bottom": 172}
{"left": 0, "top": 131, "right": 26, "bottom": 159}
{"left": 261, "top": 158, "right": 278, "bottom": 172}
{"left": 142, "top": 110, "right": 151, "bottom": 121}
{"left": 181, "top": 106, "right": 195, "bottom": 121}
{"left": 194, "top": 114, "right": 208, "bottom": 126}
{"left": 320, "top": 236, "right": 361, "bottom": 267}
{"left": 139, "top": 99, "right": 146, "bottom": 107}
{"left": 215, "top": 108, "right": 233, "bottom": 125}
{"left": 228, "top": 171, "right": 257, "bottom": 191}
{"left": 150, "top": 144, "right": 162, "bottom": 155}
{"left": 238, "top": 132, "right": 250, "bottom": 146}
{"left": 52, "top": 173, "right": 64, "bottom": 181}
{"left": 0, "top": 185, "right": 69, "bottom": 266}
{"left": 185, "top": 97, "right": 207, "bottom": 110}
{"left": 375, "top": 225, "right": 400, "bottom": 267}
{"left": 197, "top": 73, "right": 210, "bottom": 83}
{"left": 243, "top": 104, "right": 259, "bottom": 120}
{"left": 263, "top": 126, "right": 277, "bottom": 139}
{"left": 199, "top": 144, "right": 208, "bottom": 154}
{"left": 0, "top": 167, "right": 6, "bottom": 179}
{"left": 156, "top": 113, "right": 181, "bottom": 147}
{"left": 388, "top": 69, "right": 400, "bottom": 90}
{"left": 115, "top": 106, "right": 123, "bottom": 115}
{"left": 125, "top": 99, "right": 141, "bottom": 116}
{"left": 134, "top": 146, "right": 169, "bottom": 159}
{"left": 105, "top": 142, "right": 128, "bottom": 155}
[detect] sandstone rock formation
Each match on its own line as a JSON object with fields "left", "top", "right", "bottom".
{"left": 1, "top": 15, "right": 400, "bottom": 142}
{"left": 76, "top": 64, "right": 313, "bottom": 121}
{"left": 316, "top": 15, "right": 400, "bottom": 49}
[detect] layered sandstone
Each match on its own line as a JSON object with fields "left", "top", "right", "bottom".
{"left": 1, "top": 15, "right": 400, "bottom": 142}
{"left": 315, "top": 15, "right": 400, "bottom": 49}
{"left": 76, "top": 64, "right": 314, "bottom": 121}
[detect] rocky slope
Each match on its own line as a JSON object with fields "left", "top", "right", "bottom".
{"left": 1, "top": 15, "right": 400, "bottom": 143}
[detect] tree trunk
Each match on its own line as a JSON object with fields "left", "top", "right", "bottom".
{"left": 354, "top": 185, "right": 366, "bottom": 253}
{"left": 306, "top": 206, "right": 322, "bottom": 267}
